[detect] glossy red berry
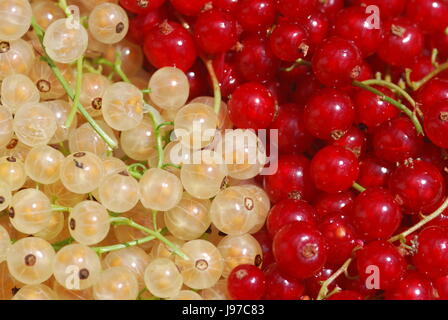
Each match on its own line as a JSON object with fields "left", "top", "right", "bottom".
{"left": 385, "top": 272, "right": 434, "bottom": 300}
{"left": 333, "top": 6, "right": 384, "bottom": 57}
{"left": 408, "top": 56, "right": 436, "bottom": 83}
{"left": 236, "top": 35, "right": 280, "bottom": 82}
{"left": 424, "top": 101, "right": 448, "bottom": 149}
{"left": 314, "top": 191, "right": 355, "bottom": 219}
{"left": 405, "top": 0, "right": 448, "bottom": 34}
{"left": 352, "top": 188, "right": 402, "bottom": 241}
{"left": 305, "top": 268, "right": 339, "bottom": 299}
{"left": 120, "top": 0, "right": 165, "bottom": 14}
{"left": 354, "top": 86, "right": 400, "bottom": 128}
{"left": 277, "top": 0, "right": 318, "bottom": 19}
{"left": 372, "top": 117, "right": 424, "bottom": 163}
{"left": 300, "top": 13, "right": 329, "bottom": 54}
{"left": 358, "top": 157, "right": 393, "bottom": 189}
{"left": 317, "top": 0, "right": 344, "bottom": 19}
{"left": 228, "top": 82, "right": 277, "bottom": 129}
{"left": 413, "top": 226, "right": 448, "bottom": 279}
{"left": 311, "top": 146, "right": 360, "bottom": 194}
{"left": 352, "top": 0, "right": 406, "bottom": 19}
{"left": 228, "top": 264, "right": 266, "bottom": 300}
{"left": 170, "top": 0, "right": 209, "bottom": 16}
{"left": 304, "top": 88, "right": 355, "bottom": 141}
{"left": 377, "top": 17, "right": 424, "bottom": 68}
{"left": 194, "top": 10, "right": 238, "bottom": 55}
{"left": 236, "top": 0, "right": 276, "bottom": 32}
{"left": 269, "top": 23, "right": 309, "bottom": 62}
{"left": 263, "top": 155, "right": 316, "bottom": 203}
{"left": 435, "top": 275, "right": 448, "bottom": 299}
{"left": 429, "top": 32, "right": 448, "bottom": 61}
{"left": 326, "top": 290, "right": 364, "bottom": 300}
{"left": 270, "top": 103, "right": 314, "bottom": 155}
{"left": 292, "top": 71, "right": 323, "bottom": 106}
{"left": 331, "top": 126, "right": 367, "bottom": 158}
{"left": 264, "top": 263, "right": 305, "bottom": 300}
{"left": 143, "top": 21, "right": 197, "bottom": 71}
{"left": 273, "top": 222, "right": 327, "bottom": 280}
{"left": 319, "top": 213, "right": 360, "bottom": 267}
{"left": 389, "top": 160, "right": 446, "bottom": 214}
{"left": 127, "top": 9, "right": 167, "bottom": 44}
{"left": 213, "top": 0, "right": 240, "bottom": 13}
{"left": 185, "top": 61, "right": 210, "bottom": 99}
{"left": 212, "top": 54, "right": 242, "bottom": 98}
{"left": 267, "top": 199, "right": 316, "bottom": 238}
{"left": 357, "top": 240, "right": 406, "bottom": 290}
{"left": 312, "top": 37, "right": 363, "bottom": 87}
{"left": 416, "top": 78, "right": 448, "bottom": 114}
{"left": 253, "top": 229, "right": 275, "bottom": 270}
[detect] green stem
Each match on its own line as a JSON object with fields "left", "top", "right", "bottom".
{"left": 203, "top": 59, "right": 222, "bottom": 115}
{"left": 361, "top": 79, "right": 417, "bottom": 109}
{"left": 94, "top": 52, "right": 131, "bottom": 84}
{"left": 317, "top": 258, "right": 352, "bottom": 300}
{"left": 389, "top": 197, "right": 448, "bottom": 243}
{"left": 408, "top": 61, "right": 448, "bottom": 91}
{"left": 141, "top": 89, "right": 152, "bottom": 94}
{"left": 352, "top": 81, "right": 424, "bottom": 136}
{"left": 52, "top": 237, "right": 74, "bottom": 251}
{"left": 352, "top": 182, "right": 366, "bottom": 193}
{"left": 148, "top": 111, "right": 165, "bottom": 169}
{"left": 283, "top": 58, "right": 312, "bottom": 72}
{"left": 161, "top": 163, "right": 181, "bottom": 170}
{"left": 93, "top": 235, "right": 158, "bottom": 254}
{"left": 156, "top": 121, "right": 174, "bottom": 131}
{"left": 127, "top": 163, "right": 148, "bottom": 180}
{"left": 109, "top": 217, "right": 188, "bottom": 260}
{"left": 51, "top": 204, "right": 71, "bottom": 212}
{"left": 58, "top": 0, "right": 69, "bottom": 12}
{"left": 152, "top": 210, "right": 158, "bottom": 232}
{"left": 65, "top": 56, "right": 83, "bottom": 128}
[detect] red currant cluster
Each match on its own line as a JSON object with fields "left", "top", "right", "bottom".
{"left": 120, "top": 0, "right": 448, "bottom": 300}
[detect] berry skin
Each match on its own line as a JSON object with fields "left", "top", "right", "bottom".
{"left": 352, "top": 188, "right": 402, "bottom": 241}
{"left": 263, "top": 155, "right": 316, "bottom": 204}
{"left": 267, "top": 199, "right": 317, "bottom": 238}
{"left": 228, "top": 82, "right": 277, "bottom": 130}
{"left": 352, "top": 0, "right": 406, "bottom": 19}
{"left": 435, "top": 276, "right": 448, "bottom": 299}
{"left": 385, "top": 272, "right": 434, "bottom": 300}
{"left": 120, "top": 0, "right": 165, "bottom": 14}
{"left": 310, "top": 146, "right": 360, "bottom": 194}
{"left": 372, "top": 117, "right": 424, "bottom": 164}
{"left": 263, "top": 263, "right": 305, "bottom": 300}
{"left": 357, "top": 157, "right": 394, "bottom": 189}
{"left": 300, "top": 13, "right": 329, "bottom": 54}
{"left": 227, "top": 264, "right": 266, "bottom": 300}
{"left": 389, "top": 160, "right": 446, "bottom": 214}
{"left": 377, "top": 17, "right": 424, "bottom": 68}
{"left": 253, "top": 229, "right": 275, "bottom": 270}
{"left": 277, "top": 0, "right": 318, "bottom": 19}
{"left": 305, "top": 268, "right": 339, "bottom": 299}
{"left": 317, "top": 0, "right": 344, "bottom": 19}
{"left": 143, "top": 21, "right": 197, "bottom": 71}
{"left": 333, "top": 6, "right": 384, "bottom": 57}
{"left": 326, "top": 290, "right": 364, "bottom": 300}
{"left": 405, "top": 0, "right": 448, "bottom": 34}
{"left": 312, "top": 37, "right": 363, "bottom": 87}
{"left": 314, "top": 191, "right": 355, "bottom": 219}
{"left": 212, "top": 54, "right": 242, "bottom": 98}
{"left": 416, "top": 78, "right": 448, "bottom": 114}
{"left": 127, "top": 8, "right": 167, "bottom": 44}
{"left": 170, "top": 0, "right": 209, "bottom": 16}
{"left": 413, "top": 226, "right": 448, "bottom": 279}
{"left": 269, "top": 23, "right": 309, "bottom": 62}
{"left": 331, "top": 126, "right": 367, "bottom": 158}
{"left": 236, "top": 35, "right": 280, "bottom": 82}
{"left": 354, "top": 86, "right": 400, "bottom": 128}
{"left": 424, "top": 101, "right": 448, "bottom": 149}
{"left": 273, "top": 222, "right": 327, "bottom": 280}
{"left": 236, "top": 0, "right": 276, "bottom": 32}
{"left": 194, "top": 10, "right": 238, "bottom": 55}
{"left": 357, "top": 241, "right": 406, "bottom": 290}
{"left": 304, "top": 88, "right": 355, "bottom": 141}
{"left": 213, "top": 0, "right": 239, "bottom": 13}
{"left": 269, "top": 103, "right": 314, "bottom": 155}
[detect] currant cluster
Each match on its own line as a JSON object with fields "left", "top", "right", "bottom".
{"left": 0, "top": 0, "right": 448, "bottom": 302}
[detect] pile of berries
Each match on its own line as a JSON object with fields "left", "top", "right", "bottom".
{"left": 1, "top": 0, "right": 448, "bottom": 301}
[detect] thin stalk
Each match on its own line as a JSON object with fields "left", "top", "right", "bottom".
{"left": 389, "top": 197, "right": 448, "bottom": 243}
{"left": 93, "top": 235, "right": 158, "bottom": 254}
{"left": 94, "top": 53, "right": 131, "bottom": 84}
{"left": 52, "top": 237, "right": 74, "bottom": 251}
{"left": 352, "top": 182, "right": 366, "bottom": 193}
{"left": 352, "top": 81, "right": 424, "bottom": 136}
{"left": 282, "top": 58, "right": 312, "bottom": 72}
{"left": 148, "top": 111, "right": 165, "bottom": 169}
{"left": 317, "top": 258, "right": 353, "bottom": 300}
{"left": 51, "top": 204, "right": 71, "bottom": 212}
{"left": 65, "top": 56, "right": 83, "bottom": 128}
{"left": 361, "top": 79, "right": 417, "bottom": 109}
{"left": 203, "top": 58, "right": 222, "bottom": 114}
{"left": 406, "top": 61, "right": 448, "bottom": 91}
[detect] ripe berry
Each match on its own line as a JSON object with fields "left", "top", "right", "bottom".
{"left": 194, "top": 10, "right": 238, "bottom": 55}
{"left": 228, "top": 82, "right": 277, "bottom": 129}
{"left": 424, "top": 101, "right": 448, "bottom": 149}
{"left": 326, "top": 290, "right": 364, "bottom": 300}
{"left": 319, "top": 213, "right": 359, "bottom": 267}
{"left": 333, "top": 6, "right": 384, "bottom": 57}
{"left": 263, "top": 155, "right": 316, "bottom": 204}
{"left": 269, "top": 23, "right": 309, "bottom": 62}
{"left": 120, "top": 0, "right": 165, "bottom": 14}
{"left": 143, "top": 21, "right": 197, "bottom": 71}
{"left": 127, "top": 8, "right": 167, "bottom": 44}
{"left": 312, "top": 37, "right": 363, "bottom": 87}
{"left": 405, "top": 0, "right": 448, "bottom": 34}
{"left": 212, "top": 54, "right": 242, "bottom": 98}
{"left": 185, "top": 61, "right": 210, "bottom": 99}
{"left": 304, "top": 88, "right": 355, "bottom": 141}
{"left": 414, "top": 226, "right": 448, "bottom": 279}
{"left": 170, "top": 0, "right": 209, "bottom": 16}
{"left": 310, "top": 146, "right": 360, "bottom": 194}
{"left": 253, "top": 229, "right": 275, "bottom": 269}
{"left": 435, "top": 276, "right": 448, "bottom": 299}
{"left": 267, "top": 199, "right": 316, "bottom": 238}
{"left": 314, "top": 191, "right": 355, "bottom": 219}
{"left": 305, "top": 268, "right": 339, "bottom": 299}
{"left": 236, "top": 35, "right": 280, "bottom": 82}
{"left": 372, "top": 117, "right": 424, "bottom": 163}
{"left": 300, "top": 13, "right": 329, "bottom": 54}
{"left": 389, "top": 160, "right": 445, "bottom": 214}
{"left": 352, "top": 0, "right": 406, "bottom": 19}
{"left": 352, "top": 188, "right": 402, "bottom": 241}
{"left": 273, "top": 222, "right": 327, "bottom": 280}
{"left": 317, "top": 0, "right": 344, "bottom": 19}
{"left": 377, "top": 17, "right": 424, "bottom": 68}
{"left": 269, "top": 103, "right": 314, "bottom": 155}
{"left": 213, "top": 0, "right": 239, "bottom": 13}
{"left": 416, "top": 78, "right": 448, "bottom": 114}
{"left": 357, "top": 240, "right": 406, "bottom": 290}
{"left": 227, "top": 264, "right": 266, "bottom": 300}
{"left": 385, "top": 272, "right": 434, "bottom": 300}
{"left": 358, "top": 157, "right": 394, "bottom": 188}
{"left": 331, "top": 126, "right": 367, "bottom": 158}
{"left": 263, "top": 263, "right": 305, "bottom": 300}
{"left": 277, "top": 0, "right": 318, "bottom": 19}
{"left": 292, "top": 71, "right": 323, "bottom": 106}
{"left": 236, "top": 0, "right": 276, "bottom": 32}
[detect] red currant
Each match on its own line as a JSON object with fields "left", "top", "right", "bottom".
{"left": 405, "top": 0, "right": 448, "bottom": 34}
{"left": 352, "top": 0, "right": 406, "bottom": 19}
{"left": 317, "top": 0, "right": 344, "bottom": 19}
{"left": 212, "top": 54, "right": 242, "bottom": 98}
{"left": 236, "top": 0, "right": 276, "bottom": 32}
{"left": 424, "top": 101, "right": 448, "bottom": 149}
{"left": 269, "top": 22, "right": 309, "bottom": 62}
{"left": 331, "top": 126, "right": 367, "bottom": 158}
{"left": 385, "top": 272, "right": 434, "bottom": 300}
{"left": 212, "top": 0, "right": 240, "bottom": 13}
{"left": 314, "top": 191, "right": 355, "bottom": 219}
{"left": 414, "top": 226, "right": 448, "bottom": 279}
{"left": 264, "top": 263, "right": 305, "bottom": 300}
{"left": 299, "top": 13, "right": 329, "bottom": 55}
{"left": 326, "top": 290, "right": 364, "bottom": 300}
{"left": 253, "top": 229, "right": 275, "bottom": 270}
{"left": 416, "top": 78, "right": 448, "bottom": 114}
{"left": 435, "top": 275, "right": 448, "bottom": 299}
{"left": 127, "top": 8, "right": 167, "bottom": 44}
{"left": 227, "top": 264, "right": 266, "bottom": 300}
{"left": 358, "top": 157, "right": 394, "bottom": 188}
{"left": 277, "top": 0, "right": 318, "bottom": 19}
{"left": 170, "top": 0, "right": 209, "bottom": 16}
{"left": 120, "top": 0, "right": 165, "bottom": 14}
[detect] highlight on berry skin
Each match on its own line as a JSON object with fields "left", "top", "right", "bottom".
{"left": 0, "top": 0, "right": 448, "bottom": 303}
